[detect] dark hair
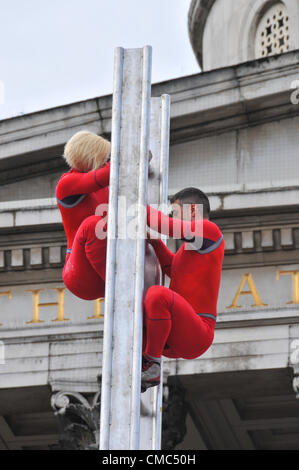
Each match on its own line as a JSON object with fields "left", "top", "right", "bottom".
{"left": 170, "top": 187, "right": 210, "bottom": 219}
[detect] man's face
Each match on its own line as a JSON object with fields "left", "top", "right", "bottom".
{"left": 171, "top": 199, "right": 183, "bottom": 219}
{"left": 171, "top": 199, "right": 193, "bottom": 221}
{"left": 171, "top": 199, "right": 203, "bottom": 222}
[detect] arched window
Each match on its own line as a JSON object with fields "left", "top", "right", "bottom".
{"left": 255, "top": 2, "right": 290, "bottom": 58}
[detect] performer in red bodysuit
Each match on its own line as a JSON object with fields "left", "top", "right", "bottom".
{"left": 142, "top": 187, "right": 225, "bottom": 390}
{"left": 56, "top": 131, "right": 111, "bottom": 300}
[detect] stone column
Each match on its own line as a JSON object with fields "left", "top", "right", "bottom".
{"left": 50, "top": 388, "right": 101, "bottom": 450}
{"left": 292, "top": 367, "right": 299, "bottom": 400}
{"left": 161, "top": 381, "right": 188, "bottom": 450}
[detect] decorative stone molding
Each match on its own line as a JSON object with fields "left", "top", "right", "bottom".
{"left": 223, "top": 226, "right": 299, "bottom": 254}
{"left": 291, "top": 351, "right": 299, "bottom": 399}
{"left": 161, "top": 382, "right": 188, "bottom": 450}
{"left": 293, "top": 375, "right": 299, "bottom": 399}
{"left": 51, "top": 390, "right": 101, "bottom": 450}
{"left": 0, "top": 224, "right": 298, "bottom": 275}
{"left": 50, "top": 380, "right": 189, "bottom": 450}
{"left": 0, "top": 245, "right": 66, "bottom": 271}
{"left": 176, "top": 224, "right": 299, "bottom": 255}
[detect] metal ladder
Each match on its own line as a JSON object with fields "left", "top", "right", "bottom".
{"left": 99, "top": 46, "right": 170, "bottom": 450}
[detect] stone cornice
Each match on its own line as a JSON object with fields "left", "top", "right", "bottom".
{"left": 1, "top": 51, "right": 299, "bottom": 170}
{"left": 0, "top": 95, "right": 112, "bottom": 170}
{"left": 0, "top": 186, "right": 298, "bottom": 231}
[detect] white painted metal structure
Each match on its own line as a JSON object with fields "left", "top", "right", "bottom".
{"left": 99, "top": 47, "right": 170, "bottom": 450}
{"left": 139, "top": 95, "right": 170, "bottom": 450}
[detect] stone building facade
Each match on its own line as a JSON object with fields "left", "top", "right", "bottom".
{"left": 0, "top": 0, "right": 299, "bottom": 449}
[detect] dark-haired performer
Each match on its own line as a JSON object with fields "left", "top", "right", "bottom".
{"left": 142, "top": 188, "right": 225, "bottom": 390}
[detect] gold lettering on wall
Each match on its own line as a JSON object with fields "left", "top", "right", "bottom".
{"left": 51, "top": 288, "right": 69, "bottom": 322}
{"left": 88, "top": 298, "right": 105, "bottom": 319}
{"left": 276, "top": 269, "right": 299, "bottom": 304}
{"left": 1, "top": 266, "right": 298, "bottom": 327}
{"left": 226, "top": 273, "right": 268, "bottom": 309}
{"left": 0, "top": 290, "right": 12, "bottom": 300}
{"left": 26, "top": 289, "right": 44, "bottom": 324}
{"left": 0, "top": 290, "right": 12, "bottom": 326}
{"left": 26, "top": 288, "right": 69, "bottom": 324}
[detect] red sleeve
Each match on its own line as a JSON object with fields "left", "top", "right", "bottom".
{"left": 56, "top": 161, "right": 110, "bottom": 199}
{"left": 150, "top": 238, "right": 174, "bottom": 278}
{"left": 146, "top": 204, "right": 222, "bottom": 243}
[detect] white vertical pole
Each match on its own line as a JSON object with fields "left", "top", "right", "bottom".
{"left": 130, "top": 45, "right": 152, "bottom": 450}
{"left": 99, "top": 46, "right": 123, "bottom": 451}
{"left": 154, "top": 94, "right": 170, "bottom": 450}
{"left": 139, "top": 94, "right": 170, "bottom": 450}
{"left": 99, "top": 46, "right": 152, "bottom": 450}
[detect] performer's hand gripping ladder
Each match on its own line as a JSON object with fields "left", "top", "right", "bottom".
{"left": 99, "top": 46, "right": 170, "bottom": 450}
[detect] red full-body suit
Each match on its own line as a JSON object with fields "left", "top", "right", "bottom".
{"left": 144, "top": 205, "right": 225, "bottom": 359}
{"left": 56, "top": 163, "right": 224, "bottom": 360}
{"left": 56, "top": 161, "right": 110, "bottom": 300}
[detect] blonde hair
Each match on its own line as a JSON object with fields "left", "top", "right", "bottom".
{"left": 63, "top": 131, "right": 111, "bottom": 172}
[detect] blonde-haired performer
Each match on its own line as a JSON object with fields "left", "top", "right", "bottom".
{"left": 56, "top": 131, "right": 111, "bottom": 300}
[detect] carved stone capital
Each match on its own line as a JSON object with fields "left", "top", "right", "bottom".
{"left": 292, "top": 375, "right": 299, "bottom": 399}
{"left": 162, "top": 382, "right": 188, "bottom": 450}
{"left": 51, "top": 390, "right": 101, "bottom": 450}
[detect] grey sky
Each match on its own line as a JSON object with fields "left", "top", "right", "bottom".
{"left": 0, "top": 0, "right": 199, "bottom": 120}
